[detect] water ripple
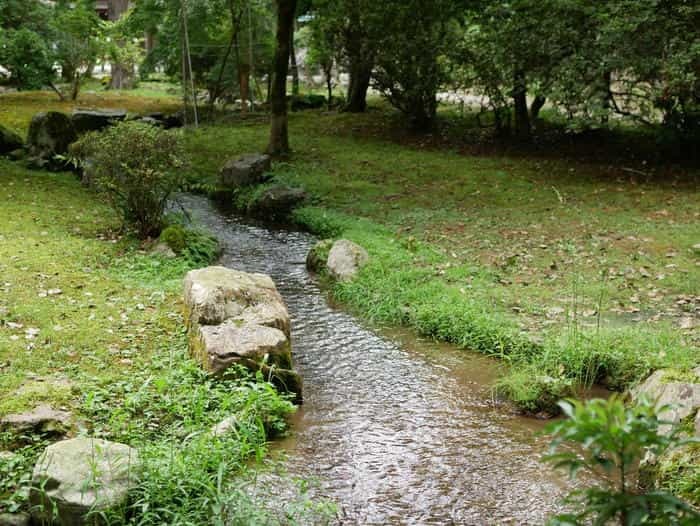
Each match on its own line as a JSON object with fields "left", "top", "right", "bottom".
{"left": 180, "top": 195, "right": 581, "bottom": 525}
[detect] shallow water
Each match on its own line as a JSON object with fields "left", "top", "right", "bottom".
{"left": 182, "top": 194, "right": 581, "bottom": 525}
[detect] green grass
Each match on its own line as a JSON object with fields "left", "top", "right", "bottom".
{"left": 4, "top": 87, "right": 697, "bottom": 411}
{"left": 0, "top": 88, "right": 181, "bottom": 138}
{"left": 171, "top": 104, "right": 699, "bottom": 413}
{"left": 0, "top": 160, "right": 332, "bottom": 523}
{"left": 0, "top": 85, "right": 697, "bottom": 515}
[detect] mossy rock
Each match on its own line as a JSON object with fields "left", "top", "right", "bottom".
{"left": 306, "top": 239, "right": 334, "bottom": 273}
{"left": 159, "top": 224, "right": 220, "bottom": 265}
{"left": 26, "top": 111, "right": 77, "bottom": 161}
{"left": 246, "top": 184, "right": 307, "bottom": 220}
{"left": 0, "top": 124, "right": 23, "bottom": 155}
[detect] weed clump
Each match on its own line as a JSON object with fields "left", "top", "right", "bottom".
{"left": 159, "top": 224, "right": 186, "bottom": 254}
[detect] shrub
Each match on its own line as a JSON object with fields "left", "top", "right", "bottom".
{"left": 544, "top": 396, "right": 700, "bottom": 525}
{"left": 182, "top": 228, "right": 220, "bottom": 266}
{"left": 72, "top": 122, "right": 184, "bottom": 238}
{"left": 0, "top": 28, "right": 54, "bottom": 90}
{"left": 159, "top": 224, "right": 186, "bottom": 254}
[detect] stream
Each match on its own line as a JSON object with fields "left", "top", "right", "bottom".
{"left": 182, "top": 194, "right": 580, "bottom": 525}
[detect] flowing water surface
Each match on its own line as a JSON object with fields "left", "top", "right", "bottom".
{"left": 183, "top": 194, "right": 581, "bottom": 525}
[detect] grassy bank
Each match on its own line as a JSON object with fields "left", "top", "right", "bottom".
{"left": 3, "top": 87, "right": 698, "bottom": 412}
{"left": 0, "top": 160, "right": 332, "bottom": 522}
{"left": 176, "top": 108, "right": 699, "bottom": 412}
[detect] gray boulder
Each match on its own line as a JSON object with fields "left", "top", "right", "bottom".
{"left": 632, "top": 367, "right": 700, "bottom": 436}
{"left": 246, "top": 185, "right": 307, "bottom": 219}
{"left": 0, "top": 513, "right": 30, "bottom": 526}
{"left": 30, "top": 437, "right": 139, "bottom": 526}
{"left": 326, "top": 240, "right": 369, "bottom": 282}
{"left": 27, "top": 111, "right": 77, "bottom": 163}
{"left": 71, "top": 109, "right": 127, "bottom": 135}
{"left": 219, "top": 154, "right": 271, "bottom": 188}
{"left": 0, "top": 404, "right": 73, "bottom": 439}
{"left": 184, "top": 266, "right": 301, "bottom": 401}
{"left": 306, "top": 239, "right": 334, "bottom": 273}
{"left": 0, "top": 124, "right": 23, "bottom": 154}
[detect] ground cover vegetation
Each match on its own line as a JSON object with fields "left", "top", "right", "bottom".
{"left": 0, "top": 157, "right": 336, "bottom": 523}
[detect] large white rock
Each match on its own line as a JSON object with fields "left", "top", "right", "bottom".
{"left": 326, "top": 240, "right": 369, "bottom": 282}
{"left": 183, "top": 266, "right": 301, "bottom": 400}
{"left": 184, "top": 266, "right": 289, "bottom": 334}
{"left": 632, "top": 367, "right": 700, "bottom": 435}
{"left": 30, "top": 438, "right": 139, "bottom": 526}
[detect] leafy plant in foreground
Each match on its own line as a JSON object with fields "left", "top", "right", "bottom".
{"left": 544, "top": 396, "right": 700, "bottom": 525}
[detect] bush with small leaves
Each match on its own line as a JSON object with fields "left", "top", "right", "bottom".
{"left": 72, "top": 122, "right": 184, "bottom": 239}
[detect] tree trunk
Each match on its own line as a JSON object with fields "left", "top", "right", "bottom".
{"left": 345, "top": 62, "right": 371, "bottom": 112}
{"left": 266, "top": 0, "right": 297, "bottom": 157}
{"left": 513, "top": 69, "right": 531, "bottom": 141}
{"left": 325, "top": 63, "right": 333, "bottom": 110}
{"left": 290, "top": 20, "right": 299, "bottom": 96}
{"left": 71, "top": 73, "right": 80, "bottom": 101}
{"left": 239, "top": 64, "right": 250, "bottom": 115}
{"left": 601, "top": 70, "right": 612, "bottom": 124}
{"left": 109, "top": 0, "right": 133, "bottom": 90}
{"left": 530, "top": 95, "right": 546, "bottom": 121}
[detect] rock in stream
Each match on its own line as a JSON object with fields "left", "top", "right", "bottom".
{"left": 184, "top": 266, "right": 302, "bottom": 401}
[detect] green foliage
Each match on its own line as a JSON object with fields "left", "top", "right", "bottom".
{"left": 372, "top": 0, "right": 459, "bottom": 129}
{"left": 52, "top": 3, "right": 102, "bottom": 99}
{"left": 72, "top": 122, "right": 185, "bottom": 238}
{"left": 0, "top": 0, "right": 52, "bottom": 34}
{"left": 78, "top": 347, "right": 301, "bottom": 525}
{"left": 182, "top": 228, "right": 221, "bottom": 266}
{"left": 544, "top": 397, "right": 700, "bottom": 525}
{"left": 653, "top": 444, "right": 700, "bottom": 509}
{"left": 132, "top": 0, "right": 275, "bottom": 101}
{"left": 0, "top": 28, "right": 54, "bottom": 90}
{"left": 159, "top": 224, "right": 187, "bottom": 254}
{"left": 452, "top": 0, "right": 700, "bottom": 139}
{"left": 0, "top": 439, "right": 48, "bottom": 513}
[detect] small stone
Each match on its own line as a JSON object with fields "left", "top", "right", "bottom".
{"left": 211, "top": 415, "right": 238, "bottom": 437}
{"left": 326, "top": 240, "right": 369, "bottom": 282}
{"left": 631, "top": 370, "right": 700, "bottom": 436}
{"left": 150, "top": 242, "right": 177, "bottom": 259}
{"left": 245, "top": 185, "right": 307, "bottom": 219}
{"left": 26, "top": 111, "right": 77, "bottom": 163}
{"left": 0, "top": 404, "right": 73, "bottom": 438}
